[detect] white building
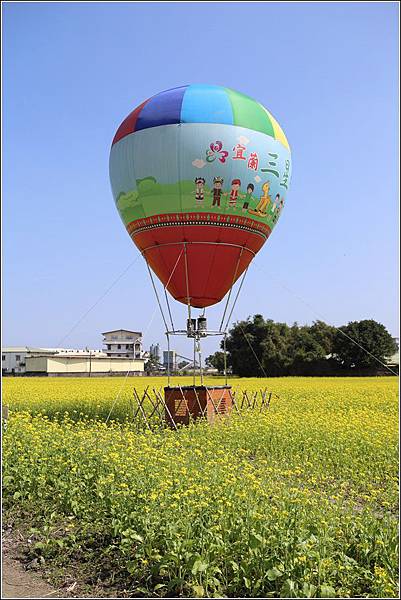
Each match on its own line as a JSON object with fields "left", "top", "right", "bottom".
{"left": 2, "top": 347, "right": 106, "bottom": 375}
{"left": 102, "top": 329, "right": 143, "bottom": 359}
{"left": 3, "top": 330, "right": 145, "bottom": 376}
{"left": 25, "top": 354, "right": 144, "bottom": 377}
{"left": 2, "top": 347, "right": 42, "bottom": 374}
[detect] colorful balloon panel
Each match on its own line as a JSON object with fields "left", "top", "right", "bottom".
{"left": 109, "top": 85, "right": 291, "bottom": 308}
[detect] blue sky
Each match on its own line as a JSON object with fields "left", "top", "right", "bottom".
{"left": 2, "top": 2, "right": 399, "bottom": 357}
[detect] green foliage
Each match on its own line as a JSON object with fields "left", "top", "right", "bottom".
{"left": 136, "top": 176, "right": 157, "bottom": 187}
{"left": 333, "top": 320, "right": 398, "bottom": 370}
{"left": 223, "top": 316, "right": 395, "bottom": 377}
{"left": 145, "top": 355, "right": 161, "bottom": 374}
{"left": 116, "top": 190, "right": 139, "bottom": 210}
{"left": 137, "top": 177, "right": 163, "bottom": 196}
{"left": 205, "top": 351, "right": 226, "bottom": 373}
{"left": 224, "top": 314, "right": 268, "bottom": 377}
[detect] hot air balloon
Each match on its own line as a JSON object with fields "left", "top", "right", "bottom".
{"left": 109, "top": 84, "right": 291, "bottom": 423}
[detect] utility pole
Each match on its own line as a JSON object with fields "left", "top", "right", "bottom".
{"left": 86, "top": 347, "right": 92, "bottom": 378}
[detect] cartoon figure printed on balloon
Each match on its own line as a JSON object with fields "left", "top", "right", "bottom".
{"left": 269, "top": 193, "right": 280, "bottom": 222}
{"left": 242, "top": 183, "right": 255, "bottom": 212}
{"left": 211, "top": 176, "right": 224, "bottom": 208}
{"left": 272, "top": 194, "right": 285, "bottom": 223}
{"left": 228, "top": 179, "right": 241, "bottom": 209}
{"left": 248, "top": 181, "right": 272, "bottom": 217}
{"left": 193, "top": 177, "right": 206, "bottom": 205}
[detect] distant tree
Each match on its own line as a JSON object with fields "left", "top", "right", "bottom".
{"left": 260, "top": 320, "right": 292, "bottom": 376}
{"left": 224, "top": 317, "right": 332, "bottom": 376}
{"left": 205, "top": 351, "right": 226, "bottom": 373}
{"left": 224, "top": 315, "right": 268, "bottom": 377}
{"left": 308, "top": 320, "right": 337, "bottom": 355}
{"left": 332, "top": 320, "right": 398, "bottom": 370}
{"left": 145, "top": 355, "right": 160, "bottom": 374}
{"left": 286, "top": 324, "right": 329, "bottom": 374}
{"left": 221, "top": 315, "right": 396, "bottom": 377}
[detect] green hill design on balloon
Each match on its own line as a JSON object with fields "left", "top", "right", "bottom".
{"left": 116, "top": 177, "right": 279, "bottom": 230}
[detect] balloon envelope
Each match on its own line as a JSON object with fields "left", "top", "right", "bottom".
{"left": 109, "top": 85, "right": 291, "bottom": 308}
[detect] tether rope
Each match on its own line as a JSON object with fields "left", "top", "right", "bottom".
{"left": 105, "top": 249, "right": 185, "bottom": 423}
{"left": 56, "top": 255, "right": 141, "bottom": 347}
{"left": 233, "top": 312, "right": 269, "bottom": 379}
{"left": 104, "top": 303, "right": 159, "bottom": 425}
{"left": 143, "top": 247, "right": 184, "bottom": 334}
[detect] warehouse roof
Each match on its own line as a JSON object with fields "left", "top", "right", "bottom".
{"left": 27, "top": 354, "right": 145, "bottom": 361}
{"left": 102, "top": 329, "right": 142, "bottom": 335}
{"left": 3, "top": 347, "right": 59, "bottom": 353}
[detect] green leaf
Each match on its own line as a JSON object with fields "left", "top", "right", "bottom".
{"left": 192, "top": 584, "right": 205, "bottom": 597}
{"left": 13, "top": 491, "right": 21, "bottom": 500}
{"left": 33, "top": 542, "right": 45, "bottom": 550}
{"left": 126, "top": 560, "right": 136, "bottom": 575}
{"left": 136, "top": 587, "right": 150, "bottom": 595}
{"left": 320, "top": 584, "right": 336, "bottom": 598}
{"left": 280, "top": 579, "right": 297, "bottom": 598}
{"left": 192, "top": 559, "right": 208, "bottom": 574}
{"left": 249, "top": 532, "right": 264, "bottom": 549}
{"left": 303, "top": 582, "right": 317, "bottom": 597}
{"left": 243, "top": 576, "right": 251, "bottom": 589}
{"left": 267, "top": 567, "right": 283, "bottom": 581}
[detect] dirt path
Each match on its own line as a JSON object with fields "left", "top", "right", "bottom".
{"left": 2, "top": 556, "right": 60, "bottom": 599}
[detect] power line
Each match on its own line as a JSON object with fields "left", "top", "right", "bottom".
{"left": 56, "top": 255, "right": 141, "bottom": 347}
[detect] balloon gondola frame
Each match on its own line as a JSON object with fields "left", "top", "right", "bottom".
{"left": 142, "top": 238, "right": 251, "bottom": 424}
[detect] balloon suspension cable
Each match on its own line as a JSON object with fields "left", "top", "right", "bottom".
{"left": 166, "top": 331, "right": 171, "bottom": 386}
{"left": 219, "top": 247, "right": 244, "bottom": 332}
{"left": 222, "top": 265, "right": 250, "bottom": 333}
{"left": 164, "top": 288, "right": 175, "bottom": 332}
{"left": 223, "top": 333, "right": 228, "bottom": 385}
{"left": 143, "top": 247, "right": 184, "bottom": 335}
{"left": 183, "top": 242, "right": 192, "bottom": 322}
{"left": 183, "top": 242, "right": 200, "bottom": 383}
{"left": 143, "top": 241, "right": 251, "bottom": 387}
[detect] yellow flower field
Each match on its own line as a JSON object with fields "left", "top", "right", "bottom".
{"left": 2, "top": 376, "right": 399, "bottom": 598}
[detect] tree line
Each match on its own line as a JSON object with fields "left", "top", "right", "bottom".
{"left": 206, "top": 317, "right": 398, "bottom": 377}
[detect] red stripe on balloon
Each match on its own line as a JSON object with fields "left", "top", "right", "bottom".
{"left": 126, "top": 212, "right": 271, "bottom": 239}
{"left": 111, "top": 99, "right": 150, "bottom": 146}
